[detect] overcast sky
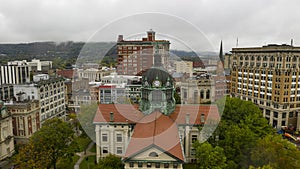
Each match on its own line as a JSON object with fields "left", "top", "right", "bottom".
{"left": 1, "top": 0, "right": 300, "bottom": 52}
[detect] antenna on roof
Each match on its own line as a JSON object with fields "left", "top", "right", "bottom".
{"left": 291, "top": 39, "right": 294, "bottom": 46}
{"left": 236, "top": 37, "right": 239, "bottom": 47}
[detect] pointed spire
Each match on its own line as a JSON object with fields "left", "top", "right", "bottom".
{"left": 219, "top": 40, "right": 224, "bottom": 64}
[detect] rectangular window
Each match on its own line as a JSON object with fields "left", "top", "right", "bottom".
{"left": 102, "top": 133, "right": 108, "bottom": 142}
{"left": 164, "top": 163, "right": 169, "bottom": 168}
{"left": 200, "top": 114, "right": 205, "bottom": 123}
{"left": 191, "top": 148, "right": 196, "bottom": 156}
{"left": 102, "top": 147, "right": 108, "bottom": 154}
{"left": 155, "top": 163, "right": 160, "bottom": 168}
{"left": 274, "top": 112, "right": 278, "bottom": 118}
{"left": 173, "top": 163, "right": 178, "bottom": 169}
{"left": 138, "top": 162, "right": 143, "bottom": 168}
{"left": 282, "top": 113, "right": 286, "bottom": 118}
{"left": 116, "top": 133, "right": 122, "bottom": 142}
{"left": 192, "top": 135, "right": 197, "bottom": 143}
{"left": 147, "top": 163, "right": 152, "bottom": 168}
{"left": 116, "top": 147, "right": 122, "bottom": 154}
{"left": 129, "top": 162, "right": 134, "bottom": 167}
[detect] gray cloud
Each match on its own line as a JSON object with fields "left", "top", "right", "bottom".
{"left": 0, "top": 0, "right": 300, "bottom": 52}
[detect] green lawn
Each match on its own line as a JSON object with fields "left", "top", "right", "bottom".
{"left": 183, "top": 163, "right": 197, "bottom": 169}
{"left": 76, "top": 135, "right": 92, "bottom": 152}
{"left": 57, "top": 155, "right": 80, "bottom": 169}
{"left": 90, "top": 143, "right": 96, "bottom": 153}
{"left": 80, "top": 155, "right": 97, "bottom": 169}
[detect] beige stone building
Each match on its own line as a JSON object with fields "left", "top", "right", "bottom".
{"left": 77, "top": 68, "right": 112, "bottom": 82}
{"left": 6, "top": 100, "right": 40, "bottom": 144}
{"left": 174, "top": 61, "right": 193, "bottom": 77}
{"left": 94, "top": 104, "right": 220, "bottom": 168}
{"left": 230, "top": 44, "right": 300, "bottom": 129}
{"left": 0, "top": 101, "right": 14, "bottom": 161}
{"left": 180, "top": 77, "right": 215, "bottom": 104}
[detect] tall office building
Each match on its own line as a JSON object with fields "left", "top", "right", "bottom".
{"left": 117, "top": 30, "right": 170, "bottom": 75}
{"left": 230, "top": 44, "right": 300, "bottom": 129}
{"left": 0, "top": 64, "right": 30, "bottom": 85}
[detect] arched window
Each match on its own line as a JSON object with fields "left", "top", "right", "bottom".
{"left": 206, "top": 90, "right": 210, "bottom": 99}
{"left": 200, "top": 90, "right": 204, "bottom": 99}
{"left": 194, "top": 90, "right": 198, "bottom": 104}
{"left": 149, "top": 152, "right": 158, "bottom": 157}
{"left": 263, "top": 56, "right": 267, "bottom": 61}
{"left": 257, "top": 56, "right": 261, "bottom": 61}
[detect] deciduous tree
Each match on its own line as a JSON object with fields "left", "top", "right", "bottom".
{"left": 14, "top": 118, "right": 78, "bottom": 169}
{"left": 97, "top": 154, "right": 124, "bottom": 169}
{"left": 251, "top": 134, "right": 300, "bottom": 169}
{"left": 193, "top": 142, "right": 227, "bottom": 169}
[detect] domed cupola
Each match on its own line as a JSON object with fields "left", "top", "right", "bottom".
{"left": 139, "top": 43, "right": 175, "bottom": 115}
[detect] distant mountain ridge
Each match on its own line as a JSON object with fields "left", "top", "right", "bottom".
{"left": 0, "top": 41, "right": 217, "bottom": 66}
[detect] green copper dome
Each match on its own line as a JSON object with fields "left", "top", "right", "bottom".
{"left": 142, "top": 67, "right": 174, "bottom": 88}
{"left": 139, "top": 67, "right": 175, "bottom": 115}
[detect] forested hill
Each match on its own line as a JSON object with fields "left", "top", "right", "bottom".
{"left": 0, "top": 41, "right": 216, "bottom": 67}
{"left": 0, "top": 41, "right": 116, "bottom": 68}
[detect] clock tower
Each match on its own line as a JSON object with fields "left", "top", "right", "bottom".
{"left": 139, "top": 43, "right": 175, "bottom": 115}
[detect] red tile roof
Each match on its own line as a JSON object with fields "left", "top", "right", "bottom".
{"left": 93, "top": 104, "right": 220, "bottom": 125}
{"left": 93, "top": 104, "right": 143, "bottom": 123}
{"left": 170, "top": 105, "right": 220, "bottom": 125}
{"left": 124, "top": 111, "right": 184, "bottom": 162}
{"left": 93, "top": 104, "right": 220, "bottom": 162}
{"left": 57, "top": 69, "right": 75, "bottom": 79}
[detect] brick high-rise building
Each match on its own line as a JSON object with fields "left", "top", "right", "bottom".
{"left": 117, "top": 30, "right": 170, "bottom": 75}
{"left": 230, "top": 44, "right": 300, "bottom": 129}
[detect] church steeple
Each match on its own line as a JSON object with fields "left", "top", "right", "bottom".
{"left": 219, "top": 40, "right": 224, "bottom": 64}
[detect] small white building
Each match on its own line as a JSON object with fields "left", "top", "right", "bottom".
{"left": 8, "top": 59, "right": 52, "bottom": 72}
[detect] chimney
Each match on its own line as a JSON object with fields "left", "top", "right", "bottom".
{"left": 110, "top": 112, "right": 114, "bottom": 122}
{"left": 117, "top": 35, "right": 123, "bottom": 42}
{"left": 185, "top": 113, "right": 190, "bottom": 124}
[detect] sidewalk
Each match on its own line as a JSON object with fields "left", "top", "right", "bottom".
{"left": 74, "top": 141, "right": 96, "bottom": 169}
{"left": 0, "top": 160, "right": 11, "bottom": 169}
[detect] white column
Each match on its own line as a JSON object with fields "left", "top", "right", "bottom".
{"left": 95, "top": 125, "right": 100, "bottom": 163}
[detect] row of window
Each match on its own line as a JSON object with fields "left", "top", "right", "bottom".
{"left": 102, "top": 146, "right": 123, "bottom": 154}
{"left": 39, "top": 82, "right": 64, "bottom": 92}
{"left": 102, "top": 133, "right": 123, "bottom": 142}
{"left": 234, "top": 55, "right": 299, "bottom": 62}
{"left": 129, "top": 162, "right": 178, "bottom": 168}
